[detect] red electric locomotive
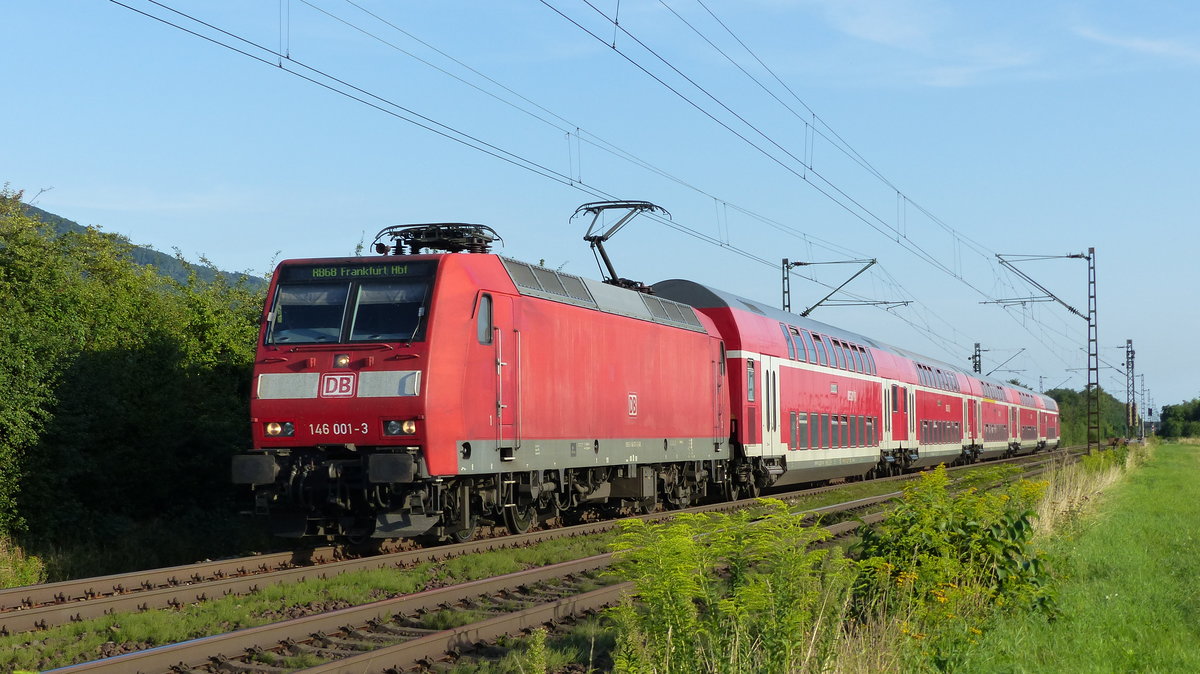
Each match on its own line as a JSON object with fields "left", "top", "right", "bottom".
{"left": 233, "top": 223, "right": 732, "bottom": 540}
{"left": 233, "top": 206, "right": 1060, "bottom": 541}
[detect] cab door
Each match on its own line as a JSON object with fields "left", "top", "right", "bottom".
{"left": 492, "top": 296, "right": 520, "bottom": 453}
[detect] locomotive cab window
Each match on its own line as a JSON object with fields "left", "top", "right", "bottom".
{"left": 349, "top": 281, "right": 430, "bottom": 341}
{"left": 266, "top": 263, "right": 436, "bottom": 345}
{"left": 268, "top": 283, "right": 349, "bottom": 343}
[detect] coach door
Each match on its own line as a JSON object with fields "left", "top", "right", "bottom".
{"left": 756, "top": 355, "right": 781, "bottom": 455}
{"left": 492, "top": 296, "right": 521, "bottom": 454}
{"left": 890, "top": 384, "right": 909, "bottom": 442}
{"left": 968, "top": 400, "right": 979, "bottom": 443}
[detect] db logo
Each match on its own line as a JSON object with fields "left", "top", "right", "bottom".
{"left": 320, "top": 373, "right": 357, "bottom": 398}
{"left": 628, "top": 393, "right": 638, "bottom": 417}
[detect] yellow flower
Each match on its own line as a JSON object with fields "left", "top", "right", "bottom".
{"left": 970, "top": 627, "right": 982, "bottom": 635}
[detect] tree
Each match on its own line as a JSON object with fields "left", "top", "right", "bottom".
{"left": 0, "top": 187, "right": 265, "bottom": 549}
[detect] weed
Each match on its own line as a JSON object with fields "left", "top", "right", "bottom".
{"left": 0, "top": 535, "right": 45, "bottom": 588}
{"left": 606, "top": 499, "right": 854, "bottom": 673}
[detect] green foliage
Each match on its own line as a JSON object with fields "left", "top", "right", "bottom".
{"left": 523, "top": 627, "right": 549, "bottom": 674}
{"left": 1046, "top": 386, "right": 1129, "bottom": 445}
{"left": 850, "top": 466, "right": 1054, "bottom": 670}
{"left": 1159, "top": 398, "right": 1200, "bottom": 438}
{"left": 607, "top": 500, "right": 855, "bottom": 673}
{"left": 0, "top": 535, "right": 45, "bottom": 587}
{"left": 0, "top": 186, "right": 267, "bottom": 571}
{"left": 1080, "top": 443, "right": 1130, "bottom": 473}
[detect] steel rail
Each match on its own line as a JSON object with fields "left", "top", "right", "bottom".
{"left": 0, "top": 522, "right": 612, "bottom": 636}
{"left": 300, "top": 582, "right": 632, "bottom": 674}
{"left": 49, "top": 554, "right": 616, "bottom": 673}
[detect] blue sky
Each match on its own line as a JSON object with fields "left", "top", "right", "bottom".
{"left": 4, "top": 1, "right": 1197, "bottom": 413}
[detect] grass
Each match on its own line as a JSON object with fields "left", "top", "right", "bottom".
{"left": 446, "top": 619, "right": 617, "bottom": 673}
{"left": 0, "top": 535, "right": 45, "bottom": 587}
{"left": 958, "top": 442, "right": 1200, "bottom": 672}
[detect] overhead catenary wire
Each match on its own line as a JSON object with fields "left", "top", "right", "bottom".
{"left": 110, "top": 0, "right": 1083, "bottom": 380}
{"left": 545, "top": 0, "right": 1086, "bottom": 371}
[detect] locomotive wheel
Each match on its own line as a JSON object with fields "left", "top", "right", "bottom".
{"left": 448, "top": 516, "right": 479, "bottom": 543}
{"left": 504, "top": 504, "right": 536, "bottom": 534}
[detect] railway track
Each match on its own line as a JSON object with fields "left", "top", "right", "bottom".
{"left": 10, "top": 450, "right": 1077, "bottom": 672}
{"left": 0, "top": 449, "right": 1072, "bottom": 638}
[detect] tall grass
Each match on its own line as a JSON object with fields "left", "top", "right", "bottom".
{"left": 0, "top": 535, "right": 45, "bottom": 588}
{"left": 606, "top": 501, "right": 856, "bottom": 673}
{"left": 1032, "top": 444, "right": 1147, "bottom": 536}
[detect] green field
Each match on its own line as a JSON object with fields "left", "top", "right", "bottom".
{"left": 962, "top": 443, "right": 1200, "bottom": 672}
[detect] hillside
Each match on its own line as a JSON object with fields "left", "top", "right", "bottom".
{"left": 20, "top": 203, "right": 267, "bottom": 289}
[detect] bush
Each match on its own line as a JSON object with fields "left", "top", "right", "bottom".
{"left": 849, "top": 466, "right": 1054, "bottom": 670}
{"left": 0, "top": 536, "right": 45, "bottom": 588}
{"left": 0, "top": 186, "right": 267, "bottom": 573}
{"left": 606, "top": 500, "right": 855, "bottom": 674}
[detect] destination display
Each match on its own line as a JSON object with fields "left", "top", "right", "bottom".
{"left": 280, "top": 260, "right": 436, "bottom": 282}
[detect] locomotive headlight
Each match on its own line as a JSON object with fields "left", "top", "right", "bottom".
{"left": 384, "top": 419, "right": 417, "bottom": 436}
{"left": 334, "top": 353, "right": 351, "bottom": 368}
{"left": 265, "top": 421, "right": 295, "bottom": 437}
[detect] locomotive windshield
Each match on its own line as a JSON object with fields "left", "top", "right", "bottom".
{"left": 265, "top": 262, "right": 436, "bottom": 345}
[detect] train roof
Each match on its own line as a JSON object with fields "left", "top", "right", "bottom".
{"left": 654, "top": 278, "right": 1057, "bottom": 409}
{"left": 271, "top": 254, "right": 710, "bottom": 335}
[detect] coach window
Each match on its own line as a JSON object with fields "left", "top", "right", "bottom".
{"left": 780, "top": 324, "right": 796, "bottom": 360}
{"left": 476, "top": 294, "right": 493, "bottom": 344}
{"left": 852, "top": 346, "right": 865, "bottom": 373}
{"left": 790, "top": 327, "right": 808, "bottom": 362}
{"left": 799, "top": 413, "right": 809, "bottom": 449}
{"left": 820, "top": 413, "right": 829, "bottom": 448}
{"left": 867, "top": 416, "right": 875, "bottom": 445}
{"left": 891, "top": 384, "right": 900, "bottom": 412}
{"left": 864, "top": 349, "right": 876, "bottom": 375}
{"left": 812, "top": 335, "right": 830, "bottom": 367}
{"left": 719, "top": 343, "right": 727, "bottom": 375}
{"left": 850, "top": 415, "right": 858, "bottom": 446}
{"left": 747, "top": 359, "right": 756, "bottom": 402}
{"left": 859, "top": 415, "right": 866, "bottom": 445}
{"left": 800, "top": 330, "right": 817, "bottom": 364}
{"left": 842, "top": 416, "right": 850, "bottom": 447}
